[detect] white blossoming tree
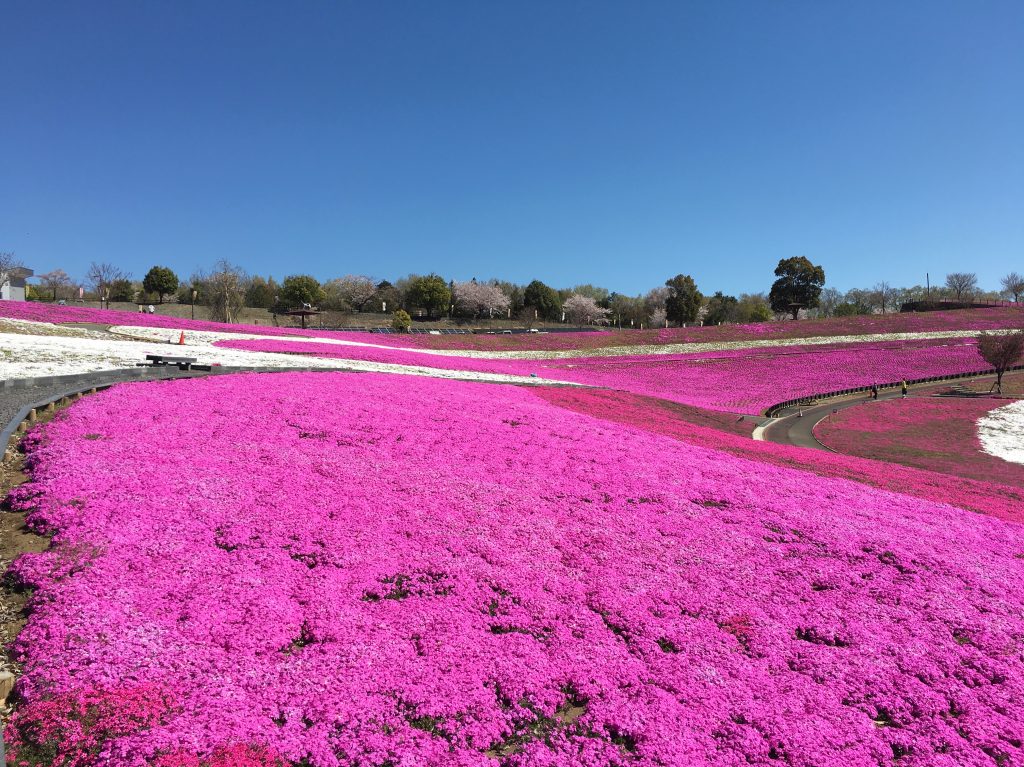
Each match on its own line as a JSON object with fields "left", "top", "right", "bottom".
{"left": 453, "top": 281, "right": 511, "bottom": 318}
{"left": 563, "top": 293, "right": 610, "bottom": 325}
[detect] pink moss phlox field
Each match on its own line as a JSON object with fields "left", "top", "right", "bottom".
{"left": 0, "top": 300, "right": 382, "bottom": 345}
{"left": 814, "top": 396, "right": 1024, "bottom": 489}
{"left": 533, "top": 387, "right": 1024, "bottom": 524}
{"left": 4, "top": 300, "right": 1023, "bottom": 352}
{"left": 8, "top": 372, "right": 1024, "bottom": 766}
{"left": 218, "top": 336, "right": 993, "bottom": 414}
{"left": 364, "top": 307, "right": 1024, "bottom": 351}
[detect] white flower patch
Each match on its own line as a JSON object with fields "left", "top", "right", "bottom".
{"left": 110, "top": 325, "right": 396, "bottom": 350}
{"left": 0, "top": 317, "right": 113, "bottom": 339}
{"left": 0, "top": 331, "right": 577, "bottom": 387}
{"left": 977, "top": 400, "right": 1024, "bottom": 465}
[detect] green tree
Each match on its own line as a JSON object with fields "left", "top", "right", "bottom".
{"left": 280, "top": 275, "right": 326, "bottom": 309}
{"left": 245, "top": 276, "right": 278, "bottom": 309}
{"left": 664, "top": 274, "right": 702, "bottom": 325}
{"left": 571, "top": 284, "right": 611, "bottom": 306}
{"left": 178, "top": 274, "right": 209, "bottom": 306}
{"left": 832, "top": 288, "right": 873, "bottom": 316}
{"left": 746, "top": 303, "right": 773, "bottom": 322}
{"left": 108, "top": 278, "right": 135, "bottom": 302}
{"left": 492, "top": 281, "right": 524, "bottom": 316}
{"left": 704, "top": 291, "right": 739, "bottom": 325}
{"left": 142, "top": 266, "right": 179, "bottom": 304}
{"left": 523, "top": 279, "right": 562, "bottom": 321}
{"left": 374, "top": 280, "right": 402, "bottom": 313}
{"left": 406, "top": 274, "right": 452, "bottom": 318}
{"left": 769, "top": 256, "right": 826, "bottom": 319}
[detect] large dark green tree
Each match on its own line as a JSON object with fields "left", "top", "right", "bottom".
{"left": 664, "top": 274, "right": 702, "bottom": 325}
{"left": 769, "top": 256, "right": 826, "bottom": 319}
{"left": 703, "top": 291, "right": 739, "bottom": 325}
{"left": 108, "top": 278, "right": 135, "bottom": 302}
{"left": 523, "top": 279, "right": 562, "bottom": 321}
{"left": 280, "top": 275, "right": 326, "bottom": 309}
{"left": 406, "top": 274, "right": 452, "bottom": 318}
{"left": 142, "top": 266, "right": 179, "bottom": 304}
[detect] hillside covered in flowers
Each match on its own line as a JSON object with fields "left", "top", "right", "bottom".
{"left": 6, "top": 372, "right": 1024, "bottom": 766}
{"left": 2, "top": 303, "right": 1024, "bottom": 766}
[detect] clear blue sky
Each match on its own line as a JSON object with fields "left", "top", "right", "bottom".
{"left": 2, "top": 1, "right": 1021, "bottom": 296}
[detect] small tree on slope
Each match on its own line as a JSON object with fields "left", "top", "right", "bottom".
{"left": 142, "top": 266, "right": 179, "bottom": 304}
{"left": 977, "top": 331, "right": 1024, "bottom": 394}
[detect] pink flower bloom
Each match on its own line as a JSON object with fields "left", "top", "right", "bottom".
{"left": 218, "top": 336, "right": 996, "bottom": 414}
{"left": 7, "top": 372, "right": 1024, "bottom": 766}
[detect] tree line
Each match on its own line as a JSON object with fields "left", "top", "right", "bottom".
{"left": 13, "top": 252, "right": 1024, "bottom": 327}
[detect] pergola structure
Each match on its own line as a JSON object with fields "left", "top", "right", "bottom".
{"left": 285, "top": 309, "right": 321, "bottom": 329}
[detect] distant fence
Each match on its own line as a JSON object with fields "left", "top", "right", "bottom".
{"left": 762, "top": 364, "right": 1024, "bottom": 417}
{"left": 901, "top": 300, "right": 1023, "bottom": 312}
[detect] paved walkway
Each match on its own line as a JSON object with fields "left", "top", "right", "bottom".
{"left": 758, "top": 391, "right": 906, "bottom": 451}
{"left": 758, "top": 374, "right": 1002, "bottom": 451}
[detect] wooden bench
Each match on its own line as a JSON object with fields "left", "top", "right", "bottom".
{"left": 138, "top": 355, "right": 211, "bottom": 371}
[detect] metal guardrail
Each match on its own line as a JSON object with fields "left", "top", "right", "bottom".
{"left": 2, "top": 365, "right": 361, "bottom": 450}
{"left": 762, "top": 364, "right": 1024, "bottom": 417}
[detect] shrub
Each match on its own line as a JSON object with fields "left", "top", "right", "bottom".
{"left": 392, "top": 309, "right": 412, "bottom": 332}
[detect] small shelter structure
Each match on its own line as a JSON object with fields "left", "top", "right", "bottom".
{"left": 1, "top": 267, "right": 33, "bottom": 301}
{"left": 285, "top": 308, "right": 321, "bottom": 329}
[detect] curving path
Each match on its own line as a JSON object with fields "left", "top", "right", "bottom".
{"left": 758, "top": 374, "right": 1002, "bottom": 451}
{"left": 757, "top": 392, "right": 904, "bottom": 451}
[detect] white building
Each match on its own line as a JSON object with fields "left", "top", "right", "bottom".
{"left": 1, "top": 267, "right": 34, "bottom": 301}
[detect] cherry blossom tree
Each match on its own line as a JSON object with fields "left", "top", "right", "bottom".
{"left": 563, "top": 293, "right": 610, "bottom": 325}
{"left": 37, "top": 269, "right": 73, "bottom": 301}
{"left": 453, "top": 280, "right": 510, "bottom": 318}
{"left": 324, "top": 275, "right": 377, "bottom": 312}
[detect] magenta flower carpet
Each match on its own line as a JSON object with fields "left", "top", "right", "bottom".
{"left": 6, "top": 372, "right": 1024, "bottom": 766}
{"left": 217, "top": 336, "right": 994, "bottom": 414}
{"left": 533, "top": 386, "right": 1024, "bottom": 523}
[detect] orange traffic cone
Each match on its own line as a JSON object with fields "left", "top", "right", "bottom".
{"left": 178, "top": 331, "right": 185, "bottom": 345}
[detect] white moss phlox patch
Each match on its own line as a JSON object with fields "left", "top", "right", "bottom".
{"left": 978, "top": 400, "right": 1024, "bottom": 465}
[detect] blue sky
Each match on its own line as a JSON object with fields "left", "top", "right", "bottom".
{"left": 2, "top": 1, "right": 1021, "bottom": 296}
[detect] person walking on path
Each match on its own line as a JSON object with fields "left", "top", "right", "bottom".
{"left": 901, "top": 379, "right": 908, "bottom": 398}
{"left": 871, "top": 384, "right": 879, "bottom": 400}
